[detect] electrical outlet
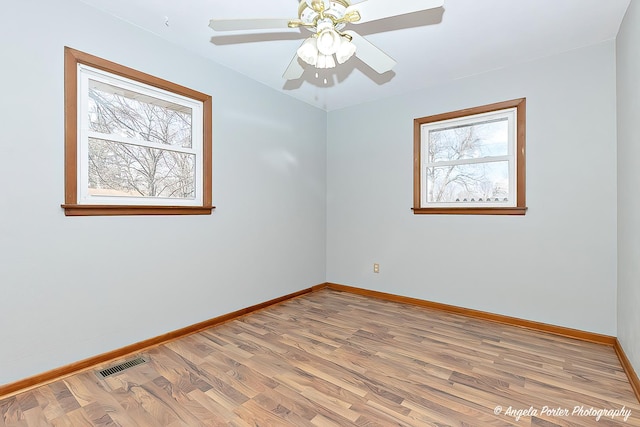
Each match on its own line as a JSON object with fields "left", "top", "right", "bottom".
{"left": 373, "top": 263, "right": 380, "bottom": 273}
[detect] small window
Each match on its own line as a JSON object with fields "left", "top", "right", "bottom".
{"left": 413, "top": 99, "right": 526, "bottom": 215}
{"left": 63, "top": 47, "right": 213, "bottom": 216}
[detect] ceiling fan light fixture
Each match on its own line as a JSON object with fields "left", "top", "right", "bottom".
{"left": 297, "top": 37, "right": 319, "bottom": 66}
{"left": 335, "top": 38, "right": 356, "bottom": 64}
{"left": 211, "top": 0, "right": 444, "bottom": 81}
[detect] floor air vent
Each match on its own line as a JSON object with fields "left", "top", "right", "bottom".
{"left": 96, "top": 357, "right": 147, "bottom": 379}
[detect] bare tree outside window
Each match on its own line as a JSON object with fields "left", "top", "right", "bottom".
{"left": 87, "top": 82, "right": 195, "bottom": 200}
{"left": 426, "top": 119, "right": 509, "bottom": 203}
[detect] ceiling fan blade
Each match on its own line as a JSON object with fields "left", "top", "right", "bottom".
{"left": 344, "top": 30, "right": 396, "bottom": 74}
{"left": 209, "top": 18, "right": 291, "bottom": 32}
{"left": 283, "top": 53, "right": 305, "bottom": 80}
{"left": 348, "top": 0, "right": 444, "bottom": 24}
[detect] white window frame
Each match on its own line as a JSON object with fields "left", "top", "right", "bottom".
{"left": 77, "top": 65, "right": 204, "bottom": 207}
{"left": 420, "top": 108, "right": 517, "bottom": 208}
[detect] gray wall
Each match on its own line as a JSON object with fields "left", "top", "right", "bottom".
{"left": 0, "top": 0, "right": 327, "bottom": 385}
{"left": 326, "top": 41, "right": 618, "bottom": 335}
{"left": 617, "top": 0, "right": 640, "bottom": 376}
{"left": 1, "top": 0, "right": 632, "bottom": 387}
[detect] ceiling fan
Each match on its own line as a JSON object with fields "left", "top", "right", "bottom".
{"left": 209, "top": 0, "right": 444, "bottom": 80}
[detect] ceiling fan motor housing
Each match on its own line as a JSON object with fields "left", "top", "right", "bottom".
{"left": 298, "top": 0, "right": 351, "bottom": 32}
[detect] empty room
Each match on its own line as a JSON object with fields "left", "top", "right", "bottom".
{"left": 1, "top": 0, "right": 640, "bottom": 425}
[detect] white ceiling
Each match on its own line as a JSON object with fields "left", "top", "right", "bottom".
{"left": 77, "top": 0, "right": 630, "bottom": 111}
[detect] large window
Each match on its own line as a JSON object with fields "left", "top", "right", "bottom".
{"left": 63, "top": 47, "right": 213, "bottom": 216}
{"left": 413, "top": 99, "right": 526, "bottom": 215}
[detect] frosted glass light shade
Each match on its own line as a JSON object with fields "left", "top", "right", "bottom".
{"left": 316, "top": 28, "right": 341, "bottom": 55}
{"left": 316, "top": 54, "right": 336, "bottom": 69}
{"left": 336, "top": 38, "right": 356, "bottom": 64}
{"left": 297, "top": 38, "right": 319, "bottom": 66}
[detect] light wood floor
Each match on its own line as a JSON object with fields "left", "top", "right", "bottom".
{"left": 1, "top": 289, "right": 639, "bottom": 426}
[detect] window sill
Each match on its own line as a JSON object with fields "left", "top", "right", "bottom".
{"left": 62, "top": 204, "right": 215, "bottom": 216}
{"left": 412, "top": 207, "right": 527, "bottom": 216}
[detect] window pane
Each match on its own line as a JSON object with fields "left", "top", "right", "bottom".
{"left": 88, "top": 138, "right": 195, "bottom": 199}
{"left": 426, "top": 161, "right": 510, "bottom": 203}
{"left": 88, "top": 80, "right": 192, "bottom": 148}
{"left": 428, "top": 118, "right": 508, "bottom": 163}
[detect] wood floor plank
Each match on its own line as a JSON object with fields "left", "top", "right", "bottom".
{"left": 187, "top": 389, "right": 248, "bottom": 427}
{"left": 57, "top": 407, "right": 94, "bottom": 426}
{"left": 252, "top": 386, "right": 318, "bottom": 423}
{"left": 107, "top": 387, "right": 160, "bottom": 427}
{"left": 2, "top": 289, "right": 639, "bottom": 426}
